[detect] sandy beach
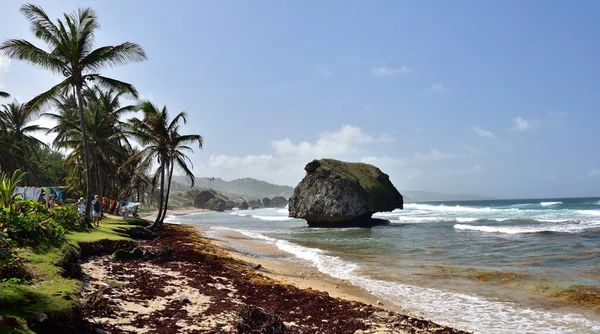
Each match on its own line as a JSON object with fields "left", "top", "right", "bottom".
{"left": 204, "top": 227, "right": 408, "bottom": 314}
{"left": 79, "top": 224, "right": 466, "bottom": 333}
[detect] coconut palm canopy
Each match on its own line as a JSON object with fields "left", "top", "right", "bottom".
{"left": 0, "top": 3, "right": 146, "bottom": 216}
{"left": 0, "top": 4, "right": 203, "bottom": 228}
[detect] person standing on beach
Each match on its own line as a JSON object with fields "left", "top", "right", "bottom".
{"left": 76, "top": 198, "right": 85, "bottom": 215}
{"left": 92, "top": 195, "right": 101, "bottom": 227}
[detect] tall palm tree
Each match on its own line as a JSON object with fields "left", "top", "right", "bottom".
{"left": 126, "top": 102, "right": 202, "bottom": 229}
{"left": 0, "top": 4, "right": 146, "bottom": 217}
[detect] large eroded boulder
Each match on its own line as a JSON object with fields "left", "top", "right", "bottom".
{"left": 270, "top": 196, "right": 288, "bottom": 208}
{"left": 194, "top": 190, "right": 216, "bottom": 208}
{"left": 262, "top": 197, "right": 271, "bottom": 208}
{"left": 248, "top": 199, "right": 262, "bottom": 209}
{"left": 288, "top": 159, "right": 403, "bottom": 227}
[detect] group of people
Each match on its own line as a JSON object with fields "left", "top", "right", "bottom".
{"left": 75, "top": 195, "right": 102, "bottom": 227}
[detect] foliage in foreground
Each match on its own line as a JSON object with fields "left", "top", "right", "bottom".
{"left": 0, "top": 199, "right": 83, "bottom": 280}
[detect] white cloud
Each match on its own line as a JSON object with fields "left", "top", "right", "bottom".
{"left": 0, "top": 56, "right": 11, "bottom": 88}
{"left": 376, "top": 133, "right": 395, "bottom": 143}
{"left": 512, "top": 116, "right": 530, "bottom": 131}
{"left": 199, "top": 125, "right": 398, "bottom": 185}
{"left": 589, "top": 169, "right": 600, "bottom": 177}
{"left": 318, "top": 66, "right": 332, "bottom": 78}
{"left": 197, "top": 125, "right": 462, "bottom": 187}
{"left": 462, "top": 143, "right": 486, "bottom": 156}
{"left": 473, "top": 126, "right": 496, "bottom": 139}
{"left": 271, "top": 125, "right": 375, "bottom": 157}
{"left": 431, "top": 83, "right": 446, "bottom": 92}
{"left": 413, "top": 149, "right": 456, "bottom": 162}
{"left": 372, "top": 66, "right": 411, "bottom": 77}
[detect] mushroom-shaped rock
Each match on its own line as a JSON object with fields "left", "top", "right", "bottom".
{"left": 270, "top": 196, "right": 288, "bottom": 208}
{"left": 194, "top": 190, "right": 216, "bottom": 209}
{"left": 288, "top": 159, "right": 403, "bottom": 227}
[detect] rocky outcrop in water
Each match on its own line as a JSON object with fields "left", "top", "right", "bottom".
{"left": 270, "top": 196, "right": 288, "bottom": 208}
{"left": 194, "top": 190, "right": 216, "bottom": 208}
{"left": 249, "top": 199, "right": 262, "bottom": 209}
{"left": 262, "top": 197, "right": 271, "bottom": 208}
{"left": 240, "top": 201, "right": 249, "bottom": 210}
{"left": 288, "top": 159, "right": 403, "bottom": 227}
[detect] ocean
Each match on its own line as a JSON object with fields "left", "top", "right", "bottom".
{"left": 165, "top": 197, "right": 600, "bottom": 333}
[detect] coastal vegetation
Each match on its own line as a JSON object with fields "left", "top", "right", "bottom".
{"left": 0, "top": 3, "right": 203, "bottom": 331}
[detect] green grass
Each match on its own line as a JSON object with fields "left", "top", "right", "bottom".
{"left": 0, "top": 217, "right": 142, "bottom": 333}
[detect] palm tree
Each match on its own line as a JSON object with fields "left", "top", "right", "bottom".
{"left": 0, "top": 91, "right": 9, "bottom": 98}
{"left": 126, "top": 101, "right": 202, "bottom": 229}
{"left": 159, "top": 122, "right": 203, "bottom": 225}
{"left": 45, "top": 87, "right": 132, "bottom": 199}
{"left": 0, "top": 4, "right": 146, "bottom": 218}
{"left": 0, "top": 101, "right": 47, "bottom": 177}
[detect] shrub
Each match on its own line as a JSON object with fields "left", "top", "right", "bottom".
{"left": 0, "top": 208, "right": 65, "bottom": 248}
{"left": 51, "top": 205, "right": 85, "bottom": 231}
{"left": 0, "top": 231, "right": 29, "bottom": 280}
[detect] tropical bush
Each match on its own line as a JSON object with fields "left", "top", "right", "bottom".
{"left": 0, "top": 208, "right": 65, "bottom": 248}
{"left": 0, "top": 231, "right": 29, "bottom": 279}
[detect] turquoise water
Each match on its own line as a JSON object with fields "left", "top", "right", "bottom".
{"left": 167, "top": 197, "right": 600, "bottom": 333}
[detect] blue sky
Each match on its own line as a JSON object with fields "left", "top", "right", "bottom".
{"left": 1, "top": 1, "right": 600, "bottom": 198}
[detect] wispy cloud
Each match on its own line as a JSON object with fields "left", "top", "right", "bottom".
{"left": 318, "top": 65, "right": 332, "bottom": 78}
{"left": 413, "top": 149, "right": 457, "bottom": 162}
{"left": 512, "top": 116, "right": 530, "bottom": 131}
{"left": 372, "top": 66, "right": 411, "bottom": 77}
{"left": 473, "top": 126, "right": 496, "bottom": 139}
{"left": 376, "top": 133, "right": 396, "bottom": 143}
{"left": 462, "top": 143, "right": 487, "bottom": 156}
{"left": 431, "top": 83, "right": 446, "bottom": 92}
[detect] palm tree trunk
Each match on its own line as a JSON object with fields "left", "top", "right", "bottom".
{"left": 159, "top": 160, "right": 174, "bottom": 224}
{"left": 75, "top": 83, "right": 93, "bottom": 222}
{"left": 151, "top": 159, "right": 165, "bottom": 229}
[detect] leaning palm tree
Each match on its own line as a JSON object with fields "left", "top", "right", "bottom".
{"left": 126, "top": 101, "right": 202, "bottom": 229}
{"left": 0, "top": 4, "right": 146, "bottom": 217}
{"left": 159, "top": 120, "right": 203, "bottom": 225}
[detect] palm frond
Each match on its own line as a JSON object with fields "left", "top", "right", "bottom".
{"left": 82, "top": 42, "right": 146, "bottom": 71}
{"left": 0, "top": 39, "right": 65, "bottom": 73}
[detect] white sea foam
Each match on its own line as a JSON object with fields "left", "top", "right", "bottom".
{"left": 404, "top": 203, "right": 497, "bottom": 213}
{"left": 456, "top": 217, "right": 478, "bottom": 223}
{"left": 211, "top": 227, "right": 600, "bottom": 333}
{"left": 541, "top": 201, "right": 562, "bottom": 206}
{"left": 454, "top": 224, "right": 544, "bottom": 234}
{"left": 581, "top": 210, "right": 600, "bottom": 216}
{"left": 229, "top": 209, "right": 295, "bottom": 221}
{"left": 251, "top": 215, "right": 296, "bottom": 221}
{"left": 454, "top": 223, "right": 599, "bottom": 234}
